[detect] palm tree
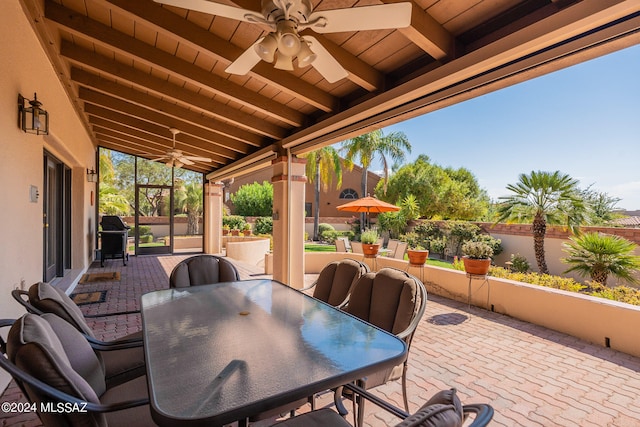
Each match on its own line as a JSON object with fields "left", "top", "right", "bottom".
{"left": 175, "top": 182, "right": 203, "bottom": 235}
{"left": 563, "top": 232, "right": 640, "bottom": 285}
{"left": 341, "top": 130, "right": 411, "bottom": 230}
{"left": 496, "top": 170, "right": 584, "bottom": 274}
{"left": 303, "top": 147, "right": 342, "bottom": 241}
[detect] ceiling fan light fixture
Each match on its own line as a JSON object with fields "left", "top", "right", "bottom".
{"left": 255, "top": 33, "right": 278, "bottom": 62}
{"left": 277, "top": 24, "right": 301, "bottom": 57}
{"left": 274, "top": 52, "right": 294, "bottom": 70}
{"left": 297, "top": 40, "right": 316, "bottom": 68}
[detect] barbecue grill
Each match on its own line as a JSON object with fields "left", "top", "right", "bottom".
{"left": 99, "top": 215, "right": 130, "bottom": 267}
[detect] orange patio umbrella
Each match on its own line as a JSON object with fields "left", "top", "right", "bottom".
{"left": 336, "top": 196, "right": 400, "bottom": 228}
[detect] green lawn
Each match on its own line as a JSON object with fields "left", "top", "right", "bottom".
{"left": 304, "top": 243, "right": 337, "bottom": 252}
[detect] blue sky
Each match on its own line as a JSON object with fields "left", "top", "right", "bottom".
{"left": 383, "top": 43, "right": 640, "bottom": 211}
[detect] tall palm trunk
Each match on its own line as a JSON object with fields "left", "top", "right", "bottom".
{"left": 532, "top": 213, "right": 549, "bottom": 274}
{"left": 313, "top": 164, "right": 321, "bottom": 241}
{"left": 360, "top": 166, "right": 368, "bottom": 230}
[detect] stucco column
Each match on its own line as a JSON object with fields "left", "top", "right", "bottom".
{"left": 204, "top": 181, "right": 224, "bottom": 254}
{"left": 271, "top": 155, "right": 306, "bottom": 288}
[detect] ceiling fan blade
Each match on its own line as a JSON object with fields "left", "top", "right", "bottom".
{"left": 225, "top": 39, "right": 263, "bottom": 75}
{"left": 150, "top": 156, "right": 169, "bottom": 162}
{"left": 302, "top": 36, "right": 348, "bottom": 83}
{"left": 183, "top": 156, "right": 212, "bottom": 162}
{"left": 178, "top": 157, "right": 195, "bottom": 166}
{"left": 153, "top": 0, "right": 261, "bottom": 23}
{"left": 308, "top": 3, "right": 412, "bottom": 34}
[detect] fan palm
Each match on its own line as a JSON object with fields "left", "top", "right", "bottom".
{"left": 563, "top": 232, "right": 640, "bottom": 285}
{"left": 303, "top": 147, "right": 342, "bottom": 241}
{"left": 496, "top": 170, "right": 584, "bottom": 274}
{"left": 341, "top": 130, "right": 411, "bottom": 230}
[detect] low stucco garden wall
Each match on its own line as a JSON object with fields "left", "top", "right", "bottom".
{"left": 265, "top": 252, "right": 640, "bottom": 358}
{"left": 226, "top": 237, "right": 270, "bottom": 267}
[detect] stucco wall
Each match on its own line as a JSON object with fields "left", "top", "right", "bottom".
{"left": 0, "top": 1, "right": 96, "bottom": 390}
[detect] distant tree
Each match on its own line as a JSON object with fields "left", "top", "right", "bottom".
{"left": 342, "top": 130, "right": 411, "bottom": 229}
{"left": 378, "top": 155, "right": 489, "bottom": 220}
{"left": 231, "top": 181, "right": 273, "bottom": 216}
{"left": 579, "top": 186, "right": 623, "bottom": 225}
{"left": 563, "top": 232, "right": 640, "bottom": 285}
{"left": 303, "top": 147, "right": 343, "bottom": 241}
{"left": 496, "top": 170, "right": 585, "bottom": 274}
{"left": 175, "top": 181, "right": 203, "bottom": 235}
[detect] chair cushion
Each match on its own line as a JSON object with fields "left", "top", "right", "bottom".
{"left": 6, "top": 314, "right": 107, "bottom": 427}
{"left": 29, "top": 282, "right": 95, "bottom": 337}
{"left": 313, "top": 259, "right": 366, "bottom": 306}
{"left": 270, "top": 408, "right": 351, "bottom": 427}
{"left": 395, "top": 389, "right": 464, "bottom": 427}
{"left": 346, "top": 268, "right": 421, "bottom": 336}
{"left": 394, "top": 404, "right": 462, "bottom": 427}
{"left": 170, "top": 255, "right": 240, "bottom": 288}
{"left": 102, "top": 376, "right": 156, "bottom": 427}
{"left": 100, "top": 331, "right": 146, "bottom": 389}
{"left": 40, "top": 313, "right": 107, "bottom": 396}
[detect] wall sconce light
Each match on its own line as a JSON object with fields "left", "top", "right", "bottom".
{"left": 18, "top": 93, "right": 49, "bottom": 135}
{"left": 86, "top": 168, "right": 98, "bottom": 183}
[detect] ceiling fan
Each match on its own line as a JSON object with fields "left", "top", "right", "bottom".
{"left": 151, "top": 128, "right": 212, "bottom": 168}
{"left": 153, "top": 0, "right": 412, "bottom": 83}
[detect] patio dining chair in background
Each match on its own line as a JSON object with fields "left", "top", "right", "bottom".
{"left": 386, "top": 239, "right": 400, "bottom": 254}
{"left": 335, "top": 238, "right": 347, "bottom": 252}
{"left": 350, "top": 241, "right": 363, "bottom": 254}
{"left": 169, "top": 254, "right": 240, "bottom": 288}
{"left": 343, "top": 267, "right": 427, "bottom": 427}
{"left": 302, "top": 259, "right": 369, "bottom": 307}
{"left": 393, "top": 241, "right": 408, "bottom": 259}
{"left": 0, "top": 314, "right": 154, "bottom": 426}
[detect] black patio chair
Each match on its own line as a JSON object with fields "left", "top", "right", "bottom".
{"left": 0, "top": 314, "right": 154, "bottom": 426}
{"left": 169, "top": 254, "right": 240, "bottom": 288}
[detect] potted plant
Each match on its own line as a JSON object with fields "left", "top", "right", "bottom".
{"left": 407, "top": 245, "right": 429, "bottom": 266}
{"left": 242, "top": 222, "right": 252, "bottom": 236}
{"left": 230, "top": 227, "right": 240, "bottom": 236}
{"left": 222, "top": 224, "right": 230, "bottom": 236}
{"left": 360, "top": 229, "right": 380, "bottom": 257}
{"left": 461, "top": 241, "right": 493, "bottom": 275}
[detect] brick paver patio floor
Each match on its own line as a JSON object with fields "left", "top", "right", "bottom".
{"left": 2, "top": 254, "right": 640, "bottom": 426}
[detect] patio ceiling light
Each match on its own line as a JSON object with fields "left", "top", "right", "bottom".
{"left": 255, "top": 20, "right": 316, "bottom": 71}
{"left": 18, "top": 93, "right": 49, "bottom": 135}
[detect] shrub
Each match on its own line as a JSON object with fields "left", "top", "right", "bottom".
{"left": 510, "top": 253, "right": 530, "bottom": 273}
{"left": 473, "top": 234, "right": 503, "bottom": 256}
{"left": 361, "top": 229, "right": 379, "bottom": 244}
{"left": 223, "top": 215, "right": 246, "bottom": 230}
{"left": 429, "top": 236, "right": 447, "bottom": 256}
{"left": 254, "top": 216, "right": 273, "bottom": 235}
{"left": 318, "top": 223, "right": 335, "bottom": 236}
{"left": 230, "top": 181, "right": 273, "bottom": 216}
{"left": 488, "top": 267, "right": 586, "bottom": 293}
{"left": 462, "top": 241, "right": 493, "bottom": 259}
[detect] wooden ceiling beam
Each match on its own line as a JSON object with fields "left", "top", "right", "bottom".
{"left": 96, "top": 139, "right": 212, "bottom": 173}
{"left": 44, "top": 0, "right": 305, "bottom": 127}
{"left": 79, "top": 87, "right": 252, "bottom": 156}
{"left": 71, "top": 68, "right": 264, "bottom": 148}
{"left": 102, "top": 0, "right": 338, "bottom": 113}
{"left": 89, "top": 117, "right": 227, "bottom": 166}
{"left": 61, "top": 42, "right": 288, "bottom": 140}
{"left": 83, "top": 102, "right": 240, "bottom": 161}
{"left": 383, "top": 0, "right": 454, "bottom": 60}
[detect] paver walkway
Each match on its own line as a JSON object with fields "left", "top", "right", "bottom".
{"left": 2, "top": 254, "right": 640, "bottom": 426}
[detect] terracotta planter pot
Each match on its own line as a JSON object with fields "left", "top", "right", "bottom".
{"left": 242, "top": 230, "right": 251, "bottom": 236}
{"left": 222, "top": 229, "right": 229, "bottom": 236}
{"left": 362, "top": 243, "right": 380, "bottom": 257}
{"left": 231, "top": 230, "right": 240, "bottom": 236}
{"left": 462, "top": 256, "right": 491, "bottom": 276}
{"left": 408, "top": 249, "right": 429, "bottom": 266}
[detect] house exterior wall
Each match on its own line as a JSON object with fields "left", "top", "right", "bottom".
{"left": 0, "top": 0, "right": 96, "bottom": 390}
{"left": 225, "top": 162, "right": 381, "bottom": 218}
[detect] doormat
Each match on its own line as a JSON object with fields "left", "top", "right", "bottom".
{"left": 78, "top": 272, "right": 120, "bottom": 284}
{"left": 70, "top": 291, "right": 108, "bottom": 306}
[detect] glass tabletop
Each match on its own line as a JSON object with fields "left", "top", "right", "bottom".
{"left": 141, "top": 279, "right": 407, "bottom": 426}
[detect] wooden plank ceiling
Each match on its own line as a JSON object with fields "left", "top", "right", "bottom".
{"left": 20, "top": 0, "right": 640, "bottom": 177}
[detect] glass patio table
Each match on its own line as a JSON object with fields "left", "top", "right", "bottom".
{"left": 141, "top": 279, "right": 407, "bottom": 426}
